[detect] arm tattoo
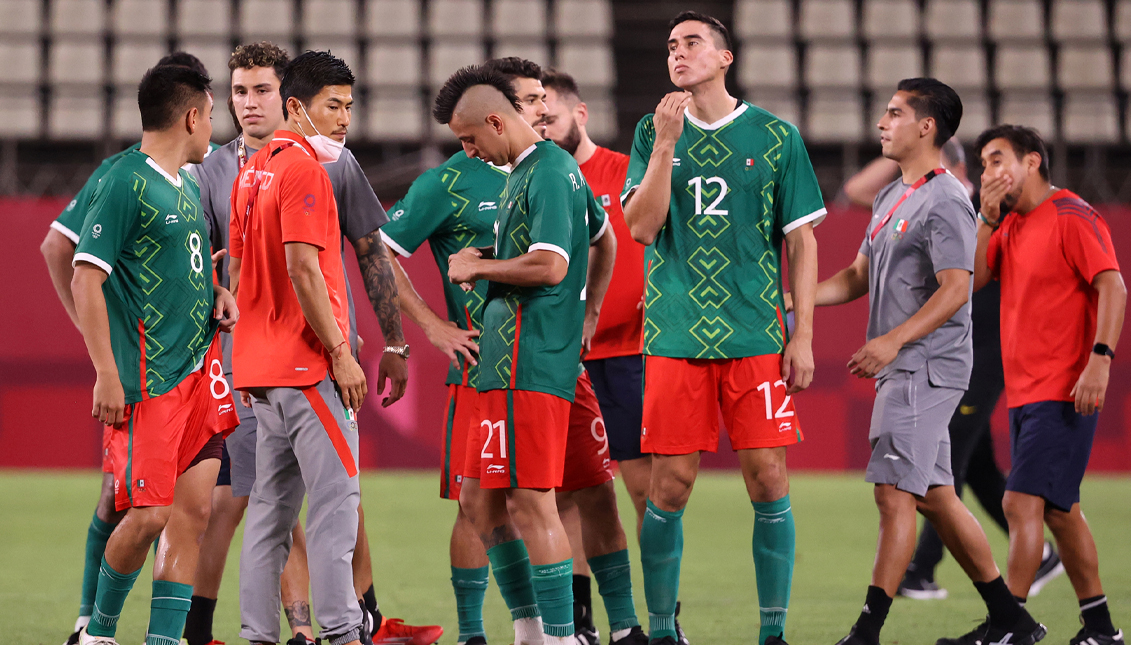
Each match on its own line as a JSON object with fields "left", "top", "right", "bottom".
{"left": 284, "top": 601, "right": 312, "bottom": 628}
{"left": 481, "top": 523, "right": 519, "bottom": 549}
{"left": 354, "top": 230, "right": 406, "bottom": 345}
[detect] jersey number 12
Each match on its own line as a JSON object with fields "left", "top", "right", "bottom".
{"left": 688, "top": 176, "right": 729, "bottom": 216}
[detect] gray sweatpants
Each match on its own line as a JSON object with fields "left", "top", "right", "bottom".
{"left": 238, "top": 375, "right": 363, "bottom": 645}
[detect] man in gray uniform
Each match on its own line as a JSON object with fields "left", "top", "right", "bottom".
{"left": 800, "top": 79, "right": 1044, "bottom": 645}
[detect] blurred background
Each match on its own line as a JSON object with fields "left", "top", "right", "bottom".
{"left": 1, "top": 0, "right": 1129, "bottom": 473}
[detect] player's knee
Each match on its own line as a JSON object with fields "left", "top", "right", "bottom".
{"left": 650, "top": 475, "right": 692, "bottom": 512}
{"left": 873, "top": 484, "right": 912, "bottom": 518}
{"left": 1002, "top": 492, "right": 1036, "bottom": 523}
{"left": 743, "top": 462, "right": 789, "bottom": 502}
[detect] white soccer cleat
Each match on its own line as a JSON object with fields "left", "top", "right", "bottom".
{"left": 77, "top": 626, "right": 120, "bottom": 645}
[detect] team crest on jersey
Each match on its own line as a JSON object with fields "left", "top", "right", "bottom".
{"left": 891, "top": 218, "right": 909, "bottom": 240}
{"left": 601, "top": 194, "right": 611, "bottom": 207}
{"left": 745, "top": 158, "right": 755, "bottom": 168}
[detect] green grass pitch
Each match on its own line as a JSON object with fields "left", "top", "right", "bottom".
{"left": 2, "top": 470, "right": 1127, "bottom": 644}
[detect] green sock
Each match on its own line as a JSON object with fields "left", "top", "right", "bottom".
{"left": 146, "top": 580, "right": 193, "bottom": 645}
{"left": 640, "top": 500, "right": 684, "bottom": 640}
{"left": 80, "top": 513, "right": 116, "bottom": 618}
{"left": 487, "top": 539, "right": 539, "bottom": 620}
{"left": 532, "top": 560, "right": 574, "bottom": 638}
{"left": 87, "top": 557, "right": 141, "bottom": 637}
{"left": 752, "top": 495, "right": 795, "bottom": 645}
{"left": 589, "top": 550, "right": 640, "bottom": 632}
{"left": 451, "top": 566, "right": 489, "bottom": 641}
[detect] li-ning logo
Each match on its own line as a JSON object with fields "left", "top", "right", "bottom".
{"left": 165, "top": 213, "right": 179, "bottom": 225}
{"left": 479, "top": 201, "right": 497, "bottom": 211}
{"left": 486, "top": 464, "right": 506, "bottom": 474}
{"left": 777, "top": 421, "right": 792, "bottom": 433}
{"left": 218, "top": 403, "right": 233, "bottom": 415}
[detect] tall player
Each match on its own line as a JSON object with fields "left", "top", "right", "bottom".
{"left": 621, "top": 12, "right": 821, "bottom": 645}
{"left": 71, "top": 64, "right": 239, "bottom": 645}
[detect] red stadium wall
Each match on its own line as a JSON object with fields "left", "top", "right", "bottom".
{"left": 3, "top": 197, "right": 1129, "bottom": 472}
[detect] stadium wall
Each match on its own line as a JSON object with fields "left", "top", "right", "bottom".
{"left": 3, "top": 197, "right": 1130, "bottom": 473}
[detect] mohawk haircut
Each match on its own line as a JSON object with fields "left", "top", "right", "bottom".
{"left": 896, "top": 77, "right": 963, "bottom": 147}
{"left": 432, "top": 65, "right": 523, "bottom": 125}
{"left": 669, "top": 11, "right": 732, "bottom": 51}
{"left": 974, "top": 124, "right": 1050, "bottom": 181}
{"left": 229, "top": 41, "right": 289, "bottom": 80}
{"left": 157, "top": 51, "right": 210, "bottom": 78}
{"left": 138, "top": 64, "right": 212, "bottom": 131}
{"left": 279, "top": 50, "right": 354, "bottom": 119}
{"left": 482, "top": 56, "right": 543, "bottom": 81}
{"left": 541, "top": 68, "right": 582, "bottom": 101}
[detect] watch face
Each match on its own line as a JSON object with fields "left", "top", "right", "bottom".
{"left": 402, "top": 344, "right": 410, "bottom": 359}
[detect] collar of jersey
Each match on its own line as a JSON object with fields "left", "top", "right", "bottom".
{"left": 683, "top": 102, "right": 749, "bottom": 130}
{"left": 272, "top": 129, "right": 315, "bottom": 157}
{"left": 514, "top": 142, "right": 539, "bottom": 167}
{"left": 144, "top": 155, "right": 182, "bottom": 188}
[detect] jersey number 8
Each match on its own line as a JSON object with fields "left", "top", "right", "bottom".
{"left": 189, "top": 232, "right": 204, "bottom": 275}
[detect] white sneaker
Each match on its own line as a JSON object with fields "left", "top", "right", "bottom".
{"left": 514, "top": 616, "right": 546, "bottom": 645}
{"left": 77, "top": 626, "right": 120, "bottom": 645}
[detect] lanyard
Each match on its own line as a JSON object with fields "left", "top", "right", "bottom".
{"left": 870, "top": 168, "right": 946, "bottom": 241}
{"left": 236, "top": 135, "right": 248, "bottom": 169}
{"left": 240, "top": 139, "right": 298, "bottom": 228}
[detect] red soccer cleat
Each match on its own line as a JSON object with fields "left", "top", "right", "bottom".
{"left": 372, "top": 617, "right": 443, "bottom": 645}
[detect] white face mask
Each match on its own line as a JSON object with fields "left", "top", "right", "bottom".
{"left": 297, "top": 101, "right": 344, "bottom": 164}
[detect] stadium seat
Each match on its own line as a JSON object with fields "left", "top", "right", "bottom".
{"left": 0, "top": 0, "right": 42, "bottom": 36}
{"left": 862, "top": 0, "right": 919, "bottom": 41}
{"left": 178, "top": 39, "right": 235, "bottom": 84}
{"left": 931, "top": 45, "right": 987, "bottom": 90}
{"left": 807, "top": 91, "right": 864, "bottom": 141}
{"left": 302, "top": 0, "right": 358, "bottom": 39}
{"left": 733, "top": 0, "right": 793, "bottom": 41}
{"left": 558, "top": 44, "right": 614, "bottom": 88}
{"left": 494, "top": 40, "right": 549, "bottom": 69}
{"left": 1118, "top": 0, "right": 1131, "bottom": 42}
{"left": 747, "top": 90, "right": 801, "bottom": 127}
{"left": 994, "top": 45, "right": 1050, "bottom": 90}
{"left": 806, "top": 44, "right": 861, "bottom": 88}
{"left": 50, "top": 0, "right": 105, "bottom": 36}
{"left": 866, "top": 43, "right": 924, "bottom": 91}
{"left": 0, "top": 40, "right": 42, "bottom": 84}
{"left": 111, "top": 0, "right": 168, "bottom": 38}
{"left": 49, "top": 39, "right": 105, "bottom": 85}
{"left": 1051, "top": 0, "right": 1107, "bottom": 42}
{"left": 429, "top": 41, "right": 486, "bottom": 87}
{"left": 366, "top": 42, "right": 422, "bottom": 87}
{"left": 738, "top": 43, "right": 798, "bottom": 90}
{"left": 955, "top": 91, "right": 990, "bottom": 137}
{"left": 112, "top": 40, "right": 168, "bottom": 86}
{"left": 49, "top": 88, "right": 105, "bottom": 138}
{"left": 1058, "top": 45, "right": 1114, "bottom": 91}
{"left": 988, "top": 0, "right": 1044, "bottom": 42}
{"left": 924, "top": 0, "right": 981, "bottom": 41}
{"left": 1122, "top": 48, "right": 1131, "bottom": 90}
{"left": 998, "top": 92, "right": 1055, "bottom": 137}
{"left": 581, "top": 91, "right": 616, "bottom": 141}
{"left": 177, "top": 0, "right": 231, "bottom": 39}
{"left": 111, "top": 88, "right": 142, "bottom": 138}
{"left": 365, "top": 0, "right": 420, "bottom": 37}
{"left": 799, "top": 0, "right": 855, "bottom": 41}
{"left": 367, "top": 91, "right": 424, "bottom": 140}
{"left": 0, "top": 87, "right": 40, "bottom": 137}
{"left": 239, "top": 0, "right": 294, "bottom": 39}
{"left": 491, "top": 0, "right": 546, "bottom": 38}
{"left": 428, "top": 0, "right": 484, "bottom": 37}
{"left": 1062, "top": 92, "right": 1120, "bottom": 142}
{"left": 555, "top": 0, "right": 612, "bottom": 38}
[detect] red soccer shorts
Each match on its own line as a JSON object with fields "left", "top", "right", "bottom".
{"left": 441, "top": 384, "right": 479, "bottom": 500}
{"left": 110, "top": 338, "right": 238, "bottom": 511}
{"left": 474, "top": 388, "right": 571, "bottom": 490}
{"left": 560, "top": 371, "right": 615, "bottom": 491}
{"left": 101, "top": 426, "right": 114, "bottom": 473}
{"left": 642, "top": 354, "right": 803, "bottom": 455}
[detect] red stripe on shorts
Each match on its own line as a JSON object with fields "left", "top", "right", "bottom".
{"left": 301, "top": 388, "right": 359, "bottom": 477}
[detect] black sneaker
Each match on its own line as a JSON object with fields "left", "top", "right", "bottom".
{"left": 674, "top": 601, "right": 689, "bottom": 645}
{"left": 464, "top": 638, "right": 488, "bottom": 645}
{"left": 897, "top": 571, "right": 949, "bottom": 600}
{"left": 936, "top": 620, "right": 987, "bottom": 645}
{"left": 285, "top": 636, "right": 321, "bottom": 645}
{"left": 576, "top": 625, "right": 601, "bottom": 645}
{"left": 648, "top": 638, "right": 677, "bottom": 645}
{"left": 63, "top": 629, "right": 81, "bottom": 645}
{"left": 982, "top": 618, "right": 1046, "bottom": 645}
{"left": 1029, "top": 542, "right": 1065, "bottom": 597}
{"left": 1070, "top": 628, "right": 1125, "bottom": 644}
{"left": 835, "top": 626, "right": 876, "bottom": 645}
{"left": 612, "top": 626, "right": 648, "bottom": 645}
{"left": 765, "top": 636, "right": 790, "bottom": 645}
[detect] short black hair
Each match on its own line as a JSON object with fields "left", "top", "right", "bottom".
{"left": 230, "top": 41, "right": 289, "bottom": 81}
{"left": 669, "top": 11, "right": 732, "bottom": 51}
{"left": 433, "top": 65, "right": 523, "bottom": 125}
{"left": 973, "top": 124, "right": 1050, "bottom": 181}
{"left": 541, "top": 68, "right": 581, "bottom": 101}
{"left": 896, "top": 78, "right": 963, "bottom": 147}
{"left": 138, "top": 64, "right": 212, "bottom": 131}
{"left": 482, "top": 57, "right": 543, "bottom": 82}
{"left": 157, "top": 51, "right": 210, "bottom": 78}
{"left": 279, "top": 50, "right": 355, "bottom": 119}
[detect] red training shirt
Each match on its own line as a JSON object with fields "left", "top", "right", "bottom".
{"left": 228, "top": 130, "right": 350, "bottom": 389}
{"left": 580, "top": 145, "right": 644, "bottom": 360}
{"left": 987, "top": 189, "right": 1120, "bottom": 408}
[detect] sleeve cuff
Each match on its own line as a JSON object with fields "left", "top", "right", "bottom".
{"left": 620, "top": 185, "right": 639, "bottom": 205}
{"left": 529, "top": 242, "right": 570, "bottom": 265}
{"left": 782, "top": 207, "right": 827, "bottom": 235}
{"left": 73, "top": 252, "right": 113, "bottom": 275}
{"left": 50, "top": 220, "right": 80, "bottom": 244}
{"left": 380, "top": 229, "right": 412, "bottom": 258}
{"left": 589, "top": 216, "right": 610, "bottom": 244}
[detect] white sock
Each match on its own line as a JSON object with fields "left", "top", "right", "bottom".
{"left": 515, "top": 616, "right": 546, "bottom": 645}
{"left": 74, "top": 616, "right": 91, "bottom": 632}
{"left": 611, "top": 628, "right": 633, "bottom": 642}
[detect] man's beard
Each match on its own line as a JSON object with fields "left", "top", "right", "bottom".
{"left": 554, "top": 119, "right": 582, "bottom": 156}
{"left": 999, "top": 180, "right": 1024, "bottom": 214}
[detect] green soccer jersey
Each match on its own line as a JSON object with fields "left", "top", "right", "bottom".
{"left": 622, "top": 102, "right": 826, "bottom": 359}
{"left": 74, "top": 150, "right": 217, "bottom": 403}
{"left": 479, "top": 141, "right": 593, "bottom": 401}
{"left": 53, "top": 143, "right": 144, "bottom": 243}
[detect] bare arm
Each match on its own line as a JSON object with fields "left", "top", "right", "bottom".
{"left": 795, "top": 252, "right": 870, "bottom": 309}
{"left": 622, "top": 92, "right": 692, "bottom": 245}
{"left": 228, "top": 256, "right": 242, "bottom": 297}
{"left": 449, "top": 248, "right": 568, "bottom": 288}
{"left": 782, "top": 224, "right": 817, "bottom": 392}
{"left": 973, "top": 221, "right": 996, "bottom": 291}
{"left": 41, "top": 229, "right": 80, "bottom": 329}
{"left": 1072, "top": 270, "right": 1127, "bottom": 414}
{"left": 352, "top": 230, "right": 406, "bottom": 346}
{"left": 842, "top": 157, "right": 900, "bottom": 208}
{"left": 72, "top": 263, "right": 125, "bottom": 427}
{"left": 583, "top": 228, "right": 617, "bottom": 356}
{"left": 973, "top": 174, "right": 1010, "bottom": 291}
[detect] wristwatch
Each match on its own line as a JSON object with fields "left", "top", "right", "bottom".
{"left": 384, "top": 344, "right": 410, "bottom": 360}
{"left": 1093, "top": 343, "right": 1115, "bottom": 360}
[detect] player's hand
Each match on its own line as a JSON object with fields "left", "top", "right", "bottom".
{"left": 581, "top": 310, "right": 600, "bottom": 359}
{"left": 211, "top": 249, "right": 227, "bottom": 272}
{"left": 848, "top": 333, "right": 902, "bottom": 379}
{"left": 240, "top": 390, "right": 254, "bottom": 408}
{"left": 93, "top": 372, "right": 126, "bottom": 428}
{"left": 782, "top": 333, "right": 814, "bottom": 394}
{"left": 375, "top": 351, "right": 408, "bottom": 408}
{"left": 448, "top": 247, "right": 482, "bottom": 286}
{"left": 331, "top": 350, "right": 368, "bottom": 412}
{"left": 654, "top": 92, "right": 692, "bottom": 146}
{"left": 783, "top": 291, "right": 794, "bottom": 313}
{"left": 425, "top": 319, "right": 480, "bottom": 369}
{"left": 213, "top": 286, "right": 239, "bottom": 333}
{"left": 1070, "top": 353, "right": 1110, "bottom": 415}
{"left": 978, "top": 174, "right": 1012, "bottom": 224}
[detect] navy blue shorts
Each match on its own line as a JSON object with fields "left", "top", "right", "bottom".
{"left": 1006, "top": 401, "right": 1098, "bottom": 512}
{"left": 584, "top": 354, "right": 645, "bottom": 461}
{"left": 216, "top": 439, "right": 232, "bottom": 487}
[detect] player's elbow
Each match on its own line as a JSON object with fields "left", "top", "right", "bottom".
{"left": 543, "top": 262, "right": 568, "bottom": 286}
{"left": 41, "top": 231, "right": 73, "bottom": 266}
{"left": 628, "top": 222, "right": 656, "bottom": 246}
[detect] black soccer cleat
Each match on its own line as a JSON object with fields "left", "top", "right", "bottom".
{"left": 937, "top": 620, "right": 988, "bottom": 645}
{"left": 63, "top": 629, "right": 81, "bottom": 645}
{"left": 1070, "top": 628, "right": 1125, "bottom": 645}
{"left": 674, "top": 601, "right": 689, "bottom": 645}
{"left": 285, "top": 635, "right": 321, "bottom": 645}
{"left": 648, "top": 638, "right": 678, "bottom": 645}
{"left": 576, "top": 625, "right": 601, "bottom": 645}
{"left": 611, "top": 626, "right": 648, "bottom": 645}
{"left": 835, "top": 626, "right": 877, "bottom": 645}
{"left": 464, "top": 638, "right": 488, "bottom": 645}
{"left": 982, "top": 618, "right": 1046, "bottom": 645}
{"left": 765, "top": 636, "right": 790, "bottom": 645}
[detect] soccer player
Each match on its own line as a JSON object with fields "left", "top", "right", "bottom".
{"left": 229, "top": 50, "right": 366, "bottom": 645}
{"left": 620, "top": 12, "right": 820, "bottom": 645}
{"left": 187, "top": 42, "right": 436, "bottom": 645}
{"left": 71, "top": 64, "right": 239, "bottom": 645}
{"left": 807, "top": 79, "right": 1043, "bottom": 645}
{"left": 969, "top": 125, "right": 1125, "bottom": 645}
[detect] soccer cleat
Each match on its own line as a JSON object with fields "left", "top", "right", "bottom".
{"left": 647, "top": 638, "right": 678, "bottom": 645}
{"left": 576, "top": 625, "right": 601, "bottom": 645}
{"left": 1028, "top": 542, "right": 1065, "bottom": 597}
{"left": 372, "top": 617, "right": 444, "bottom": 645}
{"left": 1070, "top": 628, "right": 1124, "bottom": 645}
{"left": 673, "top": 601, "right": 689, "bottom": 645}
{"left": 284, "top": 635, "right": 319, "bottom": 645}
{"left": 64, "top": 630, "right": 82, "bottom": 645}
{"left": 937, "top": 620, "right": 989, "bottom": 645}
{"left": 611, "top": 626, "right": 648, "bottom": 645}
{"left": 835, "top": 626, "right": 876, "bottom": 645}
{"left": 981, "top": 619, "right": 1046, "bottom": 645}
{"left": 765, "top": 637, "right": 790, "bottom": 645}
{"left": 462, "top": 638, "right": 487, "bottom": 645}
{"left": 77, "top": 627, "right": 120, "bottom": 645}
{"left": 897, "top": 572, "right": 949, "bottom": 600}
